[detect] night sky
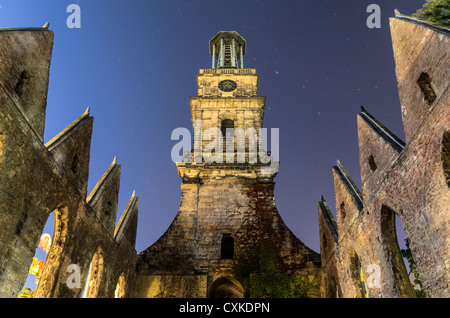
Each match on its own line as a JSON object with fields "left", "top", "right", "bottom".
{"left": 2, "top": 0, "right": 426, "bottom": 258}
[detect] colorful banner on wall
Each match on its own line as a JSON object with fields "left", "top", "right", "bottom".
{"left": 29, "top": 257, "right": 45, "bottom": 283}
{"left": 19, "top": 287, "right": 35, "bottom": 298}
{"left": 38, "top": 233, "right": 52, "bottom": 253}
{"left": 360, "top": 267, "right": 369, "bottom": 298}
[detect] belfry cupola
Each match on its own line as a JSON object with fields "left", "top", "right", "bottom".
{"left": 209, "top": 31, "right": 246, "bottom": 69}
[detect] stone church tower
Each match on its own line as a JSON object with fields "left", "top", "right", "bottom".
{"left": 136, "top": 31, "right": 321, "bottom": 298}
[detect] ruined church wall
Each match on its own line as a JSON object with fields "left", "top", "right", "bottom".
{"left": 0, "top": 28, "right": 139, "bottom": 298}
{"left": 390, "top": 18, "right": 449, "bottom": 144}
{"left": 319, "top": 16, "right": 449, "bottom": 298}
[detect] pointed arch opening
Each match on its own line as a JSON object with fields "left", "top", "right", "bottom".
{"left": 380, "top": 205, "right": 416, "bottom": 297}
{"left": 417, "top": 72, "right": 436, "bottom": 105}
{"left": 368, "top": 155, "right": 377, "bottom": 172}
{"left": 340, "top": 202, "right": 346, "bottom": 220}
{"left": 20, "top": 204, "right": 70, "bottom": 298}
{"left": 221, "top": 119, "right": 234, "bottom": 137}
{"left": 19, "top": 211, "right": 54, "bottom": 298}
{"left": 349, "top": 249, "right": 368, "bottom": 298}
{"left": 208, "top": 277, "right": 244, "bottom": 298}
{"left": 114, "top": 272, "right": 126, "bottom": 298}
{"left": 82, "top": 246, "right": 104, "bottom": 298}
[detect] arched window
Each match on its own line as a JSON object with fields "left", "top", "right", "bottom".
{"left": 14, "top": 70, "right": 29, "bottom": 98}
{"left": 417, "top": 72, "right": 436, "bottom": 105}
{"left": 340, "top": 202, "right": 346, "bottom": 220}
{"left": 82, "top": 247, "right": 104, "bottom": 298}
{"left": 21, "top": 205, "right": 70, "bottom": 298}
{"left": 19, "top": 211, "right": 54, "bottom": 298}
{"left": 221, "top": 119, "right": 234, "bottom": 137}
{"left": 368, "top": 155, "right": 377, "bottom": 172}
{"left": 322, "top": 234, "right": 328, "bottom": 249}
{"left": 104, "top": 201, "right": 112, "bottom": 218}
{"left": 380, "top": 205, "right": 415, "bottom": 297}
{"left": 71, "top": 154, "right": 79, "bottom": 175}
{"left": 114, "top": 272, "right": 126, "bottom": 298}
{"left": 221, "top": 235, "right": 234, "bottom": 259}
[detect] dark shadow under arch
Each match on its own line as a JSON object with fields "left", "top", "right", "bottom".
{"left": 208, "top": 277, "right": 244, "bottom": 298}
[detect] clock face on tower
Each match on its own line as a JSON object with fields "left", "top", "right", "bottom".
{"left": 218, "top": 80, "right": 237, "bottom": 92}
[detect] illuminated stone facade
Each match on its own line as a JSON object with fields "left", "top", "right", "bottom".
{"left": 0, "top": 12, "right": 448, "bottom": 299}
{"left": 135, "top": 31, "right": 322, "bottom": 298}
{"left": 318, "top": 14, "right": 449, "bottom": 298}
{"left": 0, "top": 26, "right": 139, "bottom": 298}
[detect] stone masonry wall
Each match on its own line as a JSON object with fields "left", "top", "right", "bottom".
{"left": 136, "top": 168, "right": 321, "bottom": 297}
{"left": 319, "top": 16, "right": 449, "bottom": 298}
{"left": 0, "top": 28, "right": 139, "bottom": 298}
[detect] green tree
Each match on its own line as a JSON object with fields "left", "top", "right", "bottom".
{"left": 232, "top": 184, "right": 318, "bottom": 298}
{"left": 412, "top": 0, "right": 450, "bottom": 26}
{"left": 400, "top": 239, "right": 426, "bottom": 298}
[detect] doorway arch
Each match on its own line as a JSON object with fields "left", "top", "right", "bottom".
{"left": 208, "top": 277, "right": 244, "bottom": 298}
